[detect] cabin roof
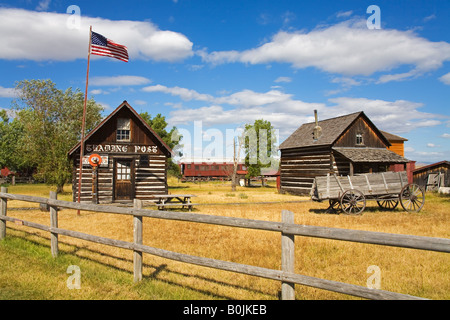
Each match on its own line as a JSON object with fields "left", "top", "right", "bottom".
{"left": 332, "top": 147, "right": 409, "bottom": 163}
{"left": 68, "top": 101, "right": 173, "bottom": 157}
{"left": 412, "top": 160, "right": 450, "bottom": 173}
{"left": 279, "top": 111, "right": 391, "bottom": 150}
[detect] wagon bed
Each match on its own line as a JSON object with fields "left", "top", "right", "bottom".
{"left": 311, "top": 171, "right": 425, "bottom": 214}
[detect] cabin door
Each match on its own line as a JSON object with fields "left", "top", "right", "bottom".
{"left": 114, "top": 159, "right": 134, "bottom": 201}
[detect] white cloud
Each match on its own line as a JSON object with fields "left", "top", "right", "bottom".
{"left": 427, "top": 143, "right": 440, "bottom": 148}
{"left": 200, "top": 19, "right": 450, "bottom": 81}
{"left": 91, "top": 76, "right": 151, "bottom": 86}
{"left": 143, "top": 85, "right": 321, "bottom": 134}
{"left": 215, "top": 89, "right": 293, "bottom": 107}
{"left": 423, "top": 14, "right": 436, "bottom": 22}
{"left": 134, "top": 100, "right": 147, "bottom": 106}
{"left": 142, "top": 84, "right": 214, "bottom": 102}
{"left": 0, "top": 8, "right": 193, "bottom": 62}
{"left": 439, "top": 72, "right": 450, "bottom": 85}
{"left": 141, "top": 83, "right": 444, "bottom": 139}
{"left": 274, "top": 76, "right": 292, "bottom": 83}
{"left": 415, "top": 151, "right": 444, "bottom": 157}
{"left": 336, "top": 11, "right": 353, "bottom": 18}
{"left": 90, "top": 89, "right": 107, "bottom": 95}
{"left": 36, "top": 0, "right": 51, "bottom": 11}
{"left": 327, "top": 97, "right": 442, "bottom": 134}
{"left": 441, "top": 133, "right": 450, "bottom": 139}
{"left": 0, "top": 86, "right": 17, "bottom": 98}
{"left": 98, "top": 102, "right": 112, "bottom": 110}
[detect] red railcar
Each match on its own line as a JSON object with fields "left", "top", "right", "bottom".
{"left": 179, "top": 159, "right": 247, "bottom": 181}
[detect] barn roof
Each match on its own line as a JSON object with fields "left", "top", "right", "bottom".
{"left": 68, "top": 101, "right": 173, "bottom": 157}
{"left": 279, "top": 111, "right": 391, "bottom": 150}
{"left": 332, "top": 147, "right": 409, "bottom": 163}
{"left": 380, "top": 130, "right": 408, "bottom": 142}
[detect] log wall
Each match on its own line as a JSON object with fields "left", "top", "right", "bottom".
{"left": 72, "top": 154, "right": 168, "bottom": 203}
{"left": 280, "top": 146, "right": 332, "bottom": 195}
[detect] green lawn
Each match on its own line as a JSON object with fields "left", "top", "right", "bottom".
{"left": 0, "top": 230, "right": 217, "bottom": 300}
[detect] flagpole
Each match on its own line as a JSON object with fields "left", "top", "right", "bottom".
{"left": 77, "top": 25, "right": 92, "bottom": 215}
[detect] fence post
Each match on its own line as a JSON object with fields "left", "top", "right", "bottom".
{"left": 281, "top": 210, "right": 295, "bottom": 300}
{"left": 0, "top": 187, "right": 7, "bottom": 240}
{"left": 133, "top": 199, "right": 143, "bottom": 282}
{"left": 50, "top": 191, "right": 58, "bottom": 257}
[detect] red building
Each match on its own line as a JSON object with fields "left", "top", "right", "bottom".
{"left": 0, "top": 167, "right": 13, "bottom": 178}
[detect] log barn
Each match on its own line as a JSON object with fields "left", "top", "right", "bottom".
{"left": 278, "top": 111, "right": 410, "bottom": 195}
{"left": 68, "top": 101, "right": 173, "bottom": 203}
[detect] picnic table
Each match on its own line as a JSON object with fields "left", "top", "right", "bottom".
{"left": 150, "top": 194, "right": 197, "bottom": 211}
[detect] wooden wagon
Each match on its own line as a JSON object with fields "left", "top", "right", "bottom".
{"left": 311, "top": 171, "right": 425, "bottom": 214}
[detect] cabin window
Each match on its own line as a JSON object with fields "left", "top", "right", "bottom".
{"left": 356, "top": 133, "right": 363, "bottom": 145}
{"left": 116, "top": 118, "right": 130, "bottom": 141}
{"left": 139, "top": 155, "right": 149, "bottom": 167}
{"left": 116, "top": 160, "right": 131, "bottom": 180}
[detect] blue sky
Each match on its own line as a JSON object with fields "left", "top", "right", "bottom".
{"left": 0, "top": 0, "right": 449, "bottom": 164}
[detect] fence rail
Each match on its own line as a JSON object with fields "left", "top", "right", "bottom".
{"left": 1, "top": 187, "right": 449, "bottom": 300}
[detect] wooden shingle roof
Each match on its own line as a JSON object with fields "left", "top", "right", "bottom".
{"left": 279, "top": 111, "right": 390, "bottom": 150}
{"left": 380, "top": 130, "right": 408, "bottom": 142}
{"left": 68, "top": 101, "right": 173, "bottom": 157}
{"left": 332, "top": 147, "right": 409, "bottom": 163}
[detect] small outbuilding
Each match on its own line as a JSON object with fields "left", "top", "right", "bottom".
{"left": 413, "top": 161, "right": 450, "bottom": 190}
{"left": 68, "top": 101, "right": 173, "bottom": 203}
{"left": 278, "top": 111, "right": 410, "bottom": 195}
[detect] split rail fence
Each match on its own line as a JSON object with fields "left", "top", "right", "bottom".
{"left": 1, "top": 186, "right": 449, "bottom": 300}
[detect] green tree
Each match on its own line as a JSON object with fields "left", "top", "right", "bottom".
{"left": 139, "top": 112, "right": 183, "bottom": 178}
{"left": 13, "top": 79, "right": 103, "bottom": 193}
{"left": 244, "top": 119, "right": 277, "bottom": 185}
{"left": 0, "top": 109, "right": 34, "bottom": 173}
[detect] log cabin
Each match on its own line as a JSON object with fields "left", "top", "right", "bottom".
{"left": 278, "top": 111, "right": 410, "bottom": 195}
{"left": 68, "top": 101, "right": 173, "bottom": 203}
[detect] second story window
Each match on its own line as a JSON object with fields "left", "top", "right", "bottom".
{"left": 356, "top": 133, "right": 363, "bottom": 145}
{"left": 117, "top": 118, "right": 130, "bottom": 141}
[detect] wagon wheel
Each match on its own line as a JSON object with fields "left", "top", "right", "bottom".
{"left": 376, "top": 198, "right": 399, "bottom": 210}
{"left": 327, "top": 199, "right": 341, "bottom": 213}
{"left": 340, "top": 189, "right": 366, "bottom": 215}
{"left": 400, "top": 184, "right": 425, "bottom": 213}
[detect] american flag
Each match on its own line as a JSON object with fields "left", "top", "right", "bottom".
{"left": 90, "top": 31, "right": 129, "bottom": 62}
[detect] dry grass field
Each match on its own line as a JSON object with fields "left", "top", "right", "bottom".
{"left": 1, "top": 178, "right": 449, "bottom": 300}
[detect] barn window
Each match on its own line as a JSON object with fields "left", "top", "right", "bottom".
{"left": 356, "top": 133, "right": 363, "bottom": 145}
{"left": 116, "top": 118, "right": 130, "bottom": 141}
